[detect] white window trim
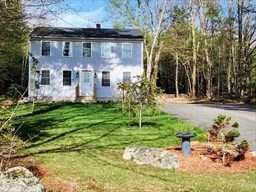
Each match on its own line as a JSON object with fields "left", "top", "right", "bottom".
{"left": 122, "top": 43, "right": 132, "bottom": 59}
{"left": 41, "top": 41, "right": 51, "bottom": 56}
{"left": 101, "top": 43, "right": 111, "bottom": 58}
{"left": 62, "top": 42, "right": 73, "bottom": 57}
{"left": 63, "top": 70, "right": 72, "bottom": 86}
{"left": 40, "top": 69, "right": 51, "bottom": 85}
{"left": 82, "top": 42, "right": 92, "bottom": 58}
{"left": 101, "top": 70, "right": 111, "bottom": 87}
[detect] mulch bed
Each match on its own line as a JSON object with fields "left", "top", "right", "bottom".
{"left": 166, "top": 143, "right": 256, "bottom": 174}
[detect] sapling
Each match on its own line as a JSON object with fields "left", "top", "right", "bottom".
{"left": 206, "top": 114, "right": 249, "bottom": 166}
{"left": 117, "top": 75, "right": 162, "bottom": 128}
{"left": 0, "top": 102, "right": 25, "bottom": 170}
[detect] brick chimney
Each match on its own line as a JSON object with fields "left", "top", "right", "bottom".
{"left": 96, "top": 24, "right": 101, "bottom": 29}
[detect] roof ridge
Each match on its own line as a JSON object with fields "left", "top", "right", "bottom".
{"left": 30, "top": 27, "right": 143, "bottom": 40}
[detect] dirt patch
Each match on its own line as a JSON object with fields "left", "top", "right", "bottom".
{"left": 162, "top": 96, "right": 191, "bottom": 103}
{"left": 166, "top": 142, "right": 256, "bottom": 174}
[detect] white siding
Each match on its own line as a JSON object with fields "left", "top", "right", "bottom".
{"left": 29, "top": 39, "right": 143, "bottom": 101}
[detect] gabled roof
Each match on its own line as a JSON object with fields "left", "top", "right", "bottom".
{"left": 30, "top": 27, "right": 143, "bottom": 40}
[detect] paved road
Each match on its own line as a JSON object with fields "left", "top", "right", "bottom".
{"left": 162, "top": 103, "right": 256, "bottom": 151}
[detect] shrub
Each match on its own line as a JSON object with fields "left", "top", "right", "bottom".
{"left": 206, "top": 115, "right": 249, "bottom": 166}
{"left": 0, "top": 102, "right": 25, "bottom": 170}
{"left": 6, "top": 84, "right": 25, "bottom": 99}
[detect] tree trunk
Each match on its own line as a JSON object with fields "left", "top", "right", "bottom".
{"left": 175, "top": 52, "right": 179, "bottom": 98}
{"left": 204, "top": 38, "right": 212, "bottom": 99}
{"left": 227, "top": 0, "right": 235, "bottom": 95}
{"left": 146, "top": 0, "right": 169, "bottom": 81}
{"left": 151, "top": 42, "right": 163, "bottom": 85}
{"left": 183, "top": 63, "right": 192, "bottom": 96}
{"left": 236, "top": 0, "right": 244, "bottom": 97}
{"left": 190, "top": 1, "right": 198, "bottom": 98}
{"left": 139, "top": 102, "right": 142, "bottom": 129}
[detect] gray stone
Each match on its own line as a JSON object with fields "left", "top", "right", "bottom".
{"left": 0, "top": 166, "right": 44, "bottom": 192}
{"left": 250, "top": 151, "right": 256, "bottom": 157}
{"left": 123, "top": 146, "right": 179, "bottom": 169}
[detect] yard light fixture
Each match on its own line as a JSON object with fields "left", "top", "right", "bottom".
{"left": 76, "top": 71, "right": 79, "bottom": 78}
{"left": 94, "top": 72, "right": 97, "bottom": 78}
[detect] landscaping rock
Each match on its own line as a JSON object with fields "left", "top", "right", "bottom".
{"left": 250, "top": 151, "right": 256, "bottom": 157}
{"left": 123, "top": 146, "right": 179, "bottom": 169}
{"left": 0, "top": 166, "right": 44, "bottom": 192}
{"left": 199, "top": 155, "right": 208, "bottom": 160}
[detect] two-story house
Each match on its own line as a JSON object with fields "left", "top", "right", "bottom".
{"left": 28, "top": 24, "right": 144, "bottom": 102}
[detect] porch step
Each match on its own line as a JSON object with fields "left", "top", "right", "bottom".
{"left": 76, "top": 96, "right": 96, "bottom": 103}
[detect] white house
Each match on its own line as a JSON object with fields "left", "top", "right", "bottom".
{"left": 28, "top": 24, "right": 144, "bottom": 102}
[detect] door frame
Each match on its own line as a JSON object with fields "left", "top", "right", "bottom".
{"left": 79, "top": 69, "right": 94, "bottom": 96}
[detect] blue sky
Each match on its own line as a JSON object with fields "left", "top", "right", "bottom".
{"left": 49, "top": 0, "right": 112, "bottom": 28}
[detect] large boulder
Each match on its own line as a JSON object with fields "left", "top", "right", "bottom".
{"left": 0, "top": 166, "right": 44, "bottom": 192}
{"left": 123, "top": 146, "right": 179, "bottom": 169}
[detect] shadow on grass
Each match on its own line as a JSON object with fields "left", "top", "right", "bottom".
{"left": 15, "top": 103, "right": 122, "bottom": 142}
{"left": 17, "top": 126, "right": 173, "bottom": 159}
{"left": 128, "top": 121, "right": 160, "bottom": 127}
{"left": 13, "top": 102, "right": 192, "bottom": 185}
{"left": 20, "top": 103, "right": 64, "bottom": 118}
{"left": 24, "top": 116, "right": 119, "bottom": 149}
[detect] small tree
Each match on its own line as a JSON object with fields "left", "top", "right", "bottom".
{"left": 117, "top": 75, "right": 162, "bottom": 128}
{"left": 206, "top": 114, "right": 249, "bottom": 166}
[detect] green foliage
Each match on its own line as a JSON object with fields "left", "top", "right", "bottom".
{"left": 117, "top": 75, "right": 162, "bottom": 128}
{"left": 0, "top": 0, "right": 30, "bottom": 93}
{"left": 237, "top": 140, "right": 249, "bottom": 152}
{"left": 6, "top": 84, "right": 25, "bottom": 99}
{"left": 209, "top": 114, "right": 240, "bottom": 143}
{"left": 207, "top": 114, "right": 249, "bottom": 166}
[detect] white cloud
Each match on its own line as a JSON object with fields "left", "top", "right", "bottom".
{"left": 50, "top": 7, "right": 111, "bottom": 28}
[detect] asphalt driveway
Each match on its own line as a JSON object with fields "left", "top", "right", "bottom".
{"left": 162, "top": 102, "right": 256, "bottom": 151}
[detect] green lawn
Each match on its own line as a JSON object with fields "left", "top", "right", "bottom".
{"left": 2, "top": 103, "right": 256, "bottom": 191}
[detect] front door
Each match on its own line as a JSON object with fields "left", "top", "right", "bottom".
{"left": 80, "top": 70, "right": 93, "bottom": 96}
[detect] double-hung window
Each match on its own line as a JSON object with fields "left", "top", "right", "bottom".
{"left": 101, "top": 43, "right": 111, "bottom": 58}
{"left": 63, "top": 70, "right": 71, "bottom": 86}
{"left": 41, "top": 41, "right": 50, "bottom": 56}
{"left": 122, "top": 43, "right": 132, "bottom": 58}
{"left": 62, "top": 42, "right": 72, "bottom": 57}
{"left": 82, "top": 43, "right": 92, "bottom": 57}
{"left": 123, "top": 72, "right": 131, "bottom": 83}
{"left": 102, "top": 71, "right": 110, "bottom": 87}
{"left": 41, "top": 70, "right": 50, "bottom": 85}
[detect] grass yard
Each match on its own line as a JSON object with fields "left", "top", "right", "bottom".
{"left": 1, "top": 103, "right": 256, "bottom": 191}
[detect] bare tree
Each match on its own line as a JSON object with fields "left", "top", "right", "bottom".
{"left": 107, "top": 0, "right": 172, "bottom": 84}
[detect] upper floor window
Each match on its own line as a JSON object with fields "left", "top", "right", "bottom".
{"left": 122, "top": 43, "right": 132, "bottom": 59}
{"left": 63, "top": 70, "right": 71, "bottom": 86}
{"left": 41, "top": 41, "right": 50, "bottom": 56}
{"left": 62, "top": 42, "right": 72, "bottom": 57}
{"left": 102, "top": 71, "right": 110, "bottom": 87}
{"left": 41, "top": 70, "right": 50, "bottom": 85}
{"left": 82, "top": 43, "right": 92, "bottom": 57}
{"left": 101, "top": 43, "right": 111, "bottom": 58}
{"left": 123, "top": 72, "right": 131, "bottom": 83}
